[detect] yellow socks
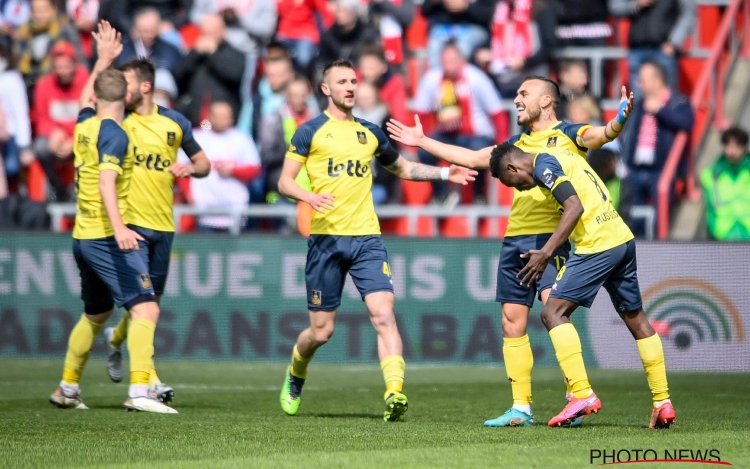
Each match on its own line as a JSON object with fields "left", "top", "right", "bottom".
{"left": 149, "top": 369, "right": 162, "bottom": 387}
{"left": 110, "top": 312, "right": 130, "bottom": 349}
{"left": 549, "top": 323, "right": 592, "bottom": 399}
{"left": 380, "top": 355, "right": 405, "bottom": 399}
{"left": 502, "top": 335, "right": 533, "bottom": 406}
{"left": 637, "top": 333, "right": 670, "bottom": 404}
{"left": 127, "top": 319, "right": 156, "bottom": 387}
{"left": 290, "top": 345, "right": 311, "bottom": 379}
{"left": 62, "top": 314, "right": 104, "bottom": 384}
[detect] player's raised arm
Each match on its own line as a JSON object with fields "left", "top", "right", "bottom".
{"left": 387, "top": 115, "right": 493, "bottom": 169}
{"left": 383, "top": 154, "right": 478, "bottom": 185}
{"left": 578, "top": 86, "right": 634, "bottom": 150}
{"left": 278, "top": 158, "right": 334, "bottom": 213}
{"left": 79, "top": 21, "right": 123, "bottom": 109}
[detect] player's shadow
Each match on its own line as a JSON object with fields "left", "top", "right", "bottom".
{"left": 301, "top": 412, "right": 383, "bottom": 420}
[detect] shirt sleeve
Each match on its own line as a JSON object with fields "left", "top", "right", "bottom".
{"left": 533, "top": 153, "right": 568, "bottom": 192}
{"left": 558, "top": 122, "right": 592, "bottom": 152}
{"left": 285, "top": 124, "right": 315, "bottom": 164}
{"left": 97, "top": 120, "right": 129, "bottom": 174}
{"left": 360, "top": 120, "right": 399, "bottom": 166}
{"left": 160, "top": 106, "right": 203, "bottom": 158}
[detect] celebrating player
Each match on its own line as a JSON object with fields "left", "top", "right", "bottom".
{"left": 277, "top": 59, "right": 477, "bottom": 421}
{"left": 101, "top": 55, "right": 210, "bottom": 404}
{"left": 488, "top": 142, "right": 675, "bottom": 429}
{"left": 387, "top": 77, "right": 633, "bottom": 427}
{"left": 49, "top": 59, "right": 176, "bottom": 413}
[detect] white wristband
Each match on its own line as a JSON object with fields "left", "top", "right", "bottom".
{"left": 440, "top": 167, "right": 450, "bottom": 181}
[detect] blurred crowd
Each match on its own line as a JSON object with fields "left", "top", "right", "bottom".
{"left": 0, "top": 0, "right": 743, "bottom": 239}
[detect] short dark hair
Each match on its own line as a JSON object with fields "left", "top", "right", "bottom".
{"left": 118, "top": 58, "right": 155, "bottom": 88}
{"left": 322, "top": 59, "right": 355, "bottom": 79}
{"left": 94, "top": 69, "right": 127, "bottom": 102}
{"left": 721, "top": 126, "right": 749, "bottom": 147}
{"left": 489, "top": 142, "right": 521, "bottom": 183}
{"left": 522, "top": 75, "right": 561, "bottom": 109}
{"left": 587, "top": 148, "right": 618, "bottom": 178}
{"left": 640, "top": 60, "right": 668, "bottom": 85}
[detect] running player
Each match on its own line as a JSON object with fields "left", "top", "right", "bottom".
{"left": 488, "top": 142, "right": 675, "bottom": 429}
{"left": 277, "top": 59, "right": 477, "bottom": 421}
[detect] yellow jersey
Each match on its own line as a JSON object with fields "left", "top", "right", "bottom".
{"left": 123, "top": 104, "right": 202, "bottom": 231}
{"left": 72, "top": 108, "right": 132, "bottom": 240}
{"left": 505, "top": 121, "right": 591, "bottom": 237}
{"left": 285, "top": 111, "right": 399, "bottom": 235}
{"left": 533, "top": 148, "right": 633, "bottom": 254}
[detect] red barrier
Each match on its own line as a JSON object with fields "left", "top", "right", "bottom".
{"left": 657, "top": 0, "right": 750, "bottom": 239}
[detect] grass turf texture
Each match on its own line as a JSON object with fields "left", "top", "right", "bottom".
{"left": 1, "top": 359, "right": 749, "bottom": 468}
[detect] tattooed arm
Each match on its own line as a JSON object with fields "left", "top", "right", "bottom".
{"left": 383, "top": 155, "right": 478, "bottom": 184}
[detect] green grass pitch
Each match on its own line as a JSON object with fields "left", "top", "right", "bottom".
{"left": 1, "top": 359, "right": 749, "bottom": 468}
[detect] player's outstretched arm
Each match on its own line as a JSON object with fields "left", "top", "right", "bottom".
{"left": 278, "top": 158, "right": 334, "bottom": 213}
{"left": 79, "top": 21, "right": 123, "bottom": 109}
{"left": 384, "top": 155, "right": 478, "bottom": 184}
{"left": 99, "top": 170, "right": 144, "bottom": 251}
{"left": 579, "top": 85, "right": 634, "bottom": 150}
{"left": 386, "top": 115, "right": 493, "bottom": 169}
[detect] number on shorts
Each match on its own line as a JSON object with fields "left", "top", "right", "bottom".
{"left": 382, "top": 261, "right": 391, "bottom": 277}
{"left": 553, "top": 255, "right": 566, "bottom": 271}
{"left": 555, "top": 265, "right": 567, "bottom": 281}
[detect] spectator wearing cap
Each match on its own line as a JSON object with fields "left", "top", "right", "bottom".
{"left": 116, "top": 7, "right": 183, "bottom": 74}
{"left": 13, "top": 0, "right": 82, "bottom": 95}
{"left": 31, "top": 40, "right": 89, "bottom": 201}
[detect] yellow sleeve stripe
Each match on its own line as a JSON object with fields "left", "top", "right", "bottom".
{"left": 286, "top": 152, "right": 306, "bottom": 163}
{"left": 99, "top": 163, "right": 123, "bottom": 174}
{"left": 577, "top": 124, "right": 593, "bottom": 137}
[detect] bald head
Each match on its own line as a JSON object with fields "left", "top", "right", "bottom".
{"left": 200, "top": 14, "right": 226, "bottom": 43}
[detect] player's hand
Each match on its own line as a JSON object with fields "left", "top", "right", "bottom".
{"left": 306, "top": 193, "right": 335, "bottom": 214}
{"left": 447, "top": 164, "right": 478, "bottom": 185}
{"left": 169, "top": 163, "right": 195, "bottom": 178}
{"left": 518, "top": 249, "right": 550, "bottom": 287}
{"left": 92, "top": 20, "right": 122, "bottom": 66}
{"left": 114, "top": 226, "right": 144, "bottom": 251}
{"left": 387, "top": 115, "right": 425, "bottom": 147}
{"left": 618, "top": 85, "right": 635, "bottom": 121}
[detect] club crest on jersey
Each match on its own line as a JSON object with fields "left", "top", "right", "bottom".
{"left": 311, "top": 290, "right": 322, "bottom": 306}
{"left": 139, "top": 273, "right": 153, "bottom": 290}
{"left": 546, "top": 136, "right": 557, "bottom": 147}
{"left": 357, "top": 131, "right": 367, "bottom": 144}
{"left": 167, "top": 131, "right": 176, "bottom": 146}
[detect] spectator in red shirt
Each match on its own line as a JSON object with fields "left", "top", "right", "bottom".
{"left": 31, "top": 40, "right": 88, "bottom": 201}
{"left": 275, "top": 0, "right": 333, "bottom": 74}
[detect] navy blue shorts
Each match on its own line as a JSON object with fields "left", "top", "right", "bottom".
{"left": 129, "top": 225, "right": 174, "bottom": 295}
{"left": 550, "top": 240, "right": 642, "bottom": 312}
{"left": 496, "top": 234, "right": 571, "bottom": 307}
{"left": 306, "top": 235, "right": 394, "bottom": 311}
{"left": 73, "top": 237, "right": 156, "bottom": 313}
